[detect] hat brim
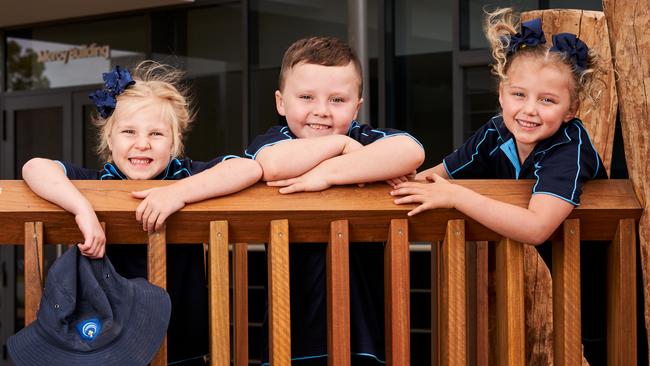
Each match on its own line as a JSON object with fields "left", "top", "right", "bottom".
{"left": 8, "top": 278, "right": 171, "bottom": 366}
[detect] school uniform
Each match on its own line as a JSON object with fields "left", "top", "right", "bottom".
{"left": 56, "top": 156, "right": 238, "bottom": 366}
{"left": 246, "top": 121, "right": 421, "bottom": 365}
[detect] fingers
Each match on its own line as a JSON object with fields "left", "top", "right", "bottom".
{"left": 135, "top": 200, "right": 147, "bottom": 222}
{"left": 408, "top": 203, "right": 433, "bottom": 216}
{"left": 78, "top": 232, "right": 106, "bottom": 259}
{"left": 278, "top": 183, "right": 304, "bottom": 194}
{"left": 267, "top": 179, "right": 294, "bottom": 187}
{"left": 392, "top": 194, "right": 426, "bottom": 205}
{"left": 131, "top": 188, "right": 151, "bottom": 199}
{"left": 154, "top": 212, "right": 170, "bottom": 232}
{"left": 146, "top": 210, "right": 161, "bottom": 233}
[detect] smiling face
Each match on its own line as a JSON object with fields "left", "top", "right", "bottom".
{"left": 275, "top": 61, "right": 363, "bottom": 138}
{"left": 107, "top": 97, "right": 174, "bottom": 180}
{"left": 499, "top": 57, "right": 577, "bottom": 161}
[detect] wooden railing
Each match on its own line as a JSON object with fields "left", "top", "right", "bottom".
{"left": 0, "top": 179, "right": 642, "bottom": 365}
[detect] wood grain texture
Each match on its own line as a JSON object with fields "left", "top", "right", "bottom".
{"left": 233, "top": 243, "right": 249, "bottom": 366}
{"left": 268, "top": 220, "right": 291, "bottom": 366}
{"left": 603, "top": 1, "right": 650, "bottom": 359}
{"left": 384, "top": 219, "right": 410, "bottom": 366}
{"left": 0, "top": 180, "right": 641, "bottom": 244}
{"left": 431, "top": 241, "right": 441, "bottom": 366}
{"left": 209, "top": 221, "right": 230, "bottom": 366}
{"left": 440, "top": 220, "right": 467, "bottom": 366}
{"left": 148, "top": 226, "right": 167, "bottom": 366}
{"left": 495, "top": 238, "right": 525, "bottom": 366}
{"left": 24, "top": 222, "right": 43, "bottom": 326}
{"left": 552, "top": 219, "right": 581, "bottom": 366}
{"left": 607, "top": 218, "right": 637, "bottom": 365}
{"left": 327, "top": 220, "right": 351, "bottom": 366}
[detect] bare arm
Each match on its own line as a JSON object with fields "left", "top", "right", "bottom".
{"left": 415, "top": 163, "right": 449, "bottom": 180}
{"left": 255, "top": 135, "right": 362, "bottom": 181}
{"left": 391, "top": 174, "right": 574, "bottom": 244}
{"left": 132, "top": 158, "right": 263, "bottom": 232}
{"left": 268, "top": 135, "right": 425, "bottom": 193}
{"left": 22, "top": 158, "right": 105, "bottom": 258}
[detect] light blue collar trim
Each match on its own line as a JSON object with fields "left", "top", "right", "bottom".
{"left": 499, "top": 138, "right": 521, "bottom": 179}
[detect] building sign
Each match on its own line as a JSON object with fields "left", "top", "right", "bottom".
{"left": 36, "top": 43, "right": 110, "bottom": 64}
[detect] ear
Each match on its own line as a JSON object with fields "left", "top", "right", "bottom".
{"left": 352, "top": 97, "right": 364, "bottom": 120}
{"left": 275, "top": 90, "right": 286, "bottom": 116}
{"left": 564, "top": 101, "right": 579, "bottom": 122}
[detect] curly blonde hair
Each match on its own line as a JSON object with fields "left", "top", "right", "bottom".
{"left": 484, "top": 8, "right": 605, "bottom": 108}
{"left": 93, "top": 61, "right": 194, "bottom": 162}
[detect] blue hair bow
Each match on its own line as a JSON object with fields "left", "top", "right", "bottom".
{"left": 550, "top": 33, "right": 589, "bottom": 73}
{"left": 89, "top": 66, "right": 135, "bottom": 118}
{"left": 507, "top": 18, "right": 546, "bottom": 54}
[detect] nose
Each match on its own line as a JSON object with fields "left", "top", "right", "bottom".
{"left": 522, "top": 97, "right": 537, "bottom": 116}
{"left": 134, "top": 134, "right": 150, "bottom": 150}
{"left": 312, "top": 99, "right": 330, "bottom": 117}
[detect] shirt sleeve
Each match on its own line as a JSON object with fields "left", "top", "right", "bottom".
{"left": 185, "top": 155, "right": 240, "bottom": 175}
{"left": 55, "top": 161, "right": 100, "bottom": 180}
{"left": 244, "top": 126, "right": 294, "bottom": 159}
{"left": 347, "top": 122, "right": 423, "bottom": 147}
{"left": 442, "top": 121, "right": 499, "bottom": 179}
{"left": 531, "top": 122, "right": 606, "bottom": 205}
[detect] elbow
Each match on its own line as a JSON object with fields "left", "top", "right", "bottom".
{"left": 402, "top": 138, "right": 426, "bottom": 171}
{"left": 247, "top": 160, "right": 264, "bottom": 183}
{"left": 523, "top": 226, "right": 555, "bottom": 245}
{"left": 257, "top": 158, "right": 283, "bottom": 182}
{"left": 22, "top": 158, "right": 49, "bottom": 180}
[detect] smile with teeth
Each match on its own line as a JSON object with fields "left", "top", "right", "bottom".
{"left": 516, "top": 119, "right": 541, "bottom": 128}
{"left": 129, "top": 158, "right": 153, "bottom": 166}
{"left": 307, "top": 123, "right": 331, "bottom": 130}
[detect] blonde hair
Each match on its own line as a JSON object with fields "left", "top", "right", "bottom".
{"left": 93, "top": 61, "right": 194, "bottom": 162}
{"left": 484, "top": 8, "right": 605, "bottom": 107}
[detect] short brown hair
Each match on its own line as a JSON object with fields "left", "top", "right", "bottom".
{"left": 278, "top": 36, "right": 363, "bottom": 97}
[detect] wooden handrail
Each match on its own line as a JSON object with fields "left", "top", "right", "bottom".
{"left": 0, "top": 180, "right": 642, "bottom": 366}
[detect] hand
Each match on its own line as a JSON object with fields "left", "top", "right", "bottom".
{"left": 132, "top": 186, "right": 185, "bottom": 233}
{"left": 267, "top": 170, "right": 331, "bottom": 194}
{"left": 75, "top": 210, "right": 106, "bottom": 258}
{"left": 390, "top": 173, "right": 456, "bottom": 216}
{"left": 385, "top": 170, "right": 417, "bottom": 188}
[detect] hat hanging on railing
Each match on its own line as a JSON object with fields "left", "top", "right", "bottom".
{"left": 7, "top": 246, "right": 171, "bottom": 366}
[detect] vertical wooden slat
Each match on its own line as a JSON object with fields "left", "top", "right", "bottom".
{"left": 234, "top": 242, "right": 249, "bottom": 366}
{"left": 327, "top": 220, "right": 350, "bottom": 366}
{"left": 475, "top": 241, "right": 489, "bottom": 366}
{"left": 24, "top": 222, "right": 43, "bottom": 326}
{"left": 384, "top": 219, "right": 410, "bottom": 365}
{"left": 607, "top": 218, "right": 637, "bottom": 365}
{"left": 440, "top": 219, "right": 467, "bottom": 366}
{"left": 209, "top": 221, "right": 230, "bottom": 366}
{"left": 148, "top": 226, "right": 167, "bottom": 366}
{"left": 495, "top": 237, "right": 525, "bottom": 365}
{"left": 552, "top": 219, "right": 581, "bottom": 366}
{"left": 431, "top": 241, "right": 441, "bottom": 366}
{"left": 268, "top": 219, "right": 291, "bottom": 366}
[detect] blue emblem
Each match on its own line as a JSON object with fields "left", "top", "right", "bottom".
{"left": 76, "top": 318, "right": 101, "bottom": 341}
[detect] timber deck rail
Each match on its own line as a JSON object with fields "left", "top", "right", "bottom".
{"left": 0, "top": 179, "right": 642, "bottom": 365}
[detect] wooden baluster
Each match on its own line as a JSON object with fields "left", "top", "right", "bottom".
{"left": 495, "top": 238, "right": 525, "bottom": 365}
{"left": 24, "top": 222, "right": 43, "bottom": 326}
{"left": 234, "top": 242, "right": 249, "bottom": 366}
{"left": 474, "top": 241, "right": 489, "bottom": 366}
{"left": 384, "top": 219, "right": 410, "bottom": 365}
{"left": 148, "top": 226, "right": 168, "bottom": 366}
{"left": 209, "top": 221, "right": 230, "bottom": 366}
{"left": 607, "top": 218, "right": 636, "bottom": 365}
{"left": 268, "top": 220, "right": 291, "bottom": 365}
{"left": 431, "top": 241, "right": 441, "bottom": 366}
{"left": 327, "top": 220, "right": 351, "bottom": 366}
{"left": 552, "top": 219, "right": 581, "bottom": 365}
{"left": 440, "top": 220, "right": 467, "bottom": 366}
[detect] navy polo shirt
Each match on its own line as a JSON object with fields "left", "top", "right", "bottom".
{"left": 56, "top": 156, "right": 236, "bottom": 366}
{"left": 246, "top": 121, "right": 421, "bottom": 365}
{"left": 443, "top": 115, "right": 606, "bottom": 205}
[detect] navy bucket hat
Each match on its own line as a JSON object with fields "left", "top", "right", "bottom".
{"left": 8, "top": 246, "right": 171, "bottom": 366}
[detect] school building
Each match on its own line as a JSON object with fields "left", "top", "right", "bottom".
{"left": 0, "top": 0, "right": 630, "bottom": 365}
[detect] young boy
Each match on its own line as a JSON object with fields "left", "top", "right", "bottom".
{"left": 245, "top": 36, "right": 424, "bottom": 365}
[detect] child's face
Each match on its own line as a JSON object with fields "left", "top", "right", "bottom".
{"left": 107, "top": 99, "right": 174, "bottom": 180}
{"left": 275, "top": 61, "right": 363, "bottom": 138}
{"left": 499, "top": 58, "right": 576, "bottom": 158}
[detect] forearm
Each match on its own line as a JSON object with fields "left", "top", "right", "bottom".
{"left": 256, "top": 135, "right": 354, "bottom": 181}
{"left": 22, "top": 158, "right": 94, "bottom": 216}
{"left": 416, "top": 163, "right": 448, "bottom": 180}
{"left": 314, "top": 136, "right": 425, "bottom": 185}
{"left": 170, "top": 158, "right": 262, "bottom": 204}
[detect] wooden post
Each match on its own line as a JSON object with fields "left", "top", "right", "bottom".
{"left": 268, "top": 220, "right": 291, "bottom": 365}
{"left": 495, "top": 238, "right": 525, "bottom": 365}
{"left": 607, "top": 218, "right": 637, "bottom": 365}
{"left": 234, "top": 242, "right": 249, "bottom": 366}
{"left": 384, "top": 219, "right": 410, "bottom": 365}
{"left": 440, "top": 220, "right": 467, "bottom": 366}
{"left": 24, "top": 222, "right": 43, "bottom": 326}
{"left": 432, "top": 241, "right": 441, "bottom": 366}
{"left": 209, "top": 221, "right": 230, "bottom": 366}
{"left": 552, "top": 219, "right": 581, "bottom": 366}
{"left": 327, "top": 220, "right": 351, "bottom": 366}
{"left": 148, "top": 226, "right": 167, "bottom": 366}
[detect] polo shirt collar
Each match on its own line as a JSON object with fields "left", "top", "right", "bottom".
{"left": 99, "top": 159, "right": 180, "bottom": 180}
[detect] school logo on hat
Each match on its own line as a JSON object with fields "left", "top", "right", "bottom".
{"left": 7, "top": 246, "right": 171, "bottom": 366}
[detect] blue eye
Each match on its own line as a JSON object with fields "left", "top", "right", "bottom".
{"left": 331, "top": 97, "right": 345, "bottom": 103}
{"left": 541, "top": 97, "right": 555, "bottom": 104}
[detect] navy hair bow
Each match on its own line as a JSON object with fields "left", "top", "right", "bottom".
{"left": 550, "top": 33, "right": 589, "bottom": 73}
{"left": 89, "top": 66, "right": 135, "bottom": 118}
{"left": 507, "top": 18, "right": 546, "bottom": 54}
